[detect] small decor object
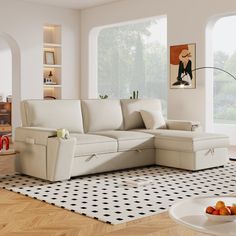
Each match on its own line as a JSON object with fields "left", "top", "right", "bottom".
{"left": 6, "top": 95, "right": 12, "bottom": 103}
{"left": 57, "top": 128, "right": 70, "bottom": 139}
{"left": 45, "top": 78, "right": 52, "bottom": 84}
{"left": 44, "top": 96, "right": 56, "bottom": 100}
{"left": 129, "top": 90, "right": 139, "bottom": 99}
{"left": 48, "top": 70, "right": 53, "bottom": 79}
{"left": 170, "top": 43, "right": 196, "bottom": 89}
{"left": 124, "top": 177, "right": 153, "bottom": 187}
{"left": 0, "top": 136, "right": 9, "bottom": 151}
{"left": 99, "top": 95, "right": 108, "bottom": 99}
{"left": 44, "top": 71, "right": 56, "bottom": 85}
{"left": 44, "top": 51, "right": 55, "bottom": 65}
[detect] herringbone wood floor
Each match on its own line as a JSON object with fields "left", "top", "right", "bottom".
{"left": 0, "top": 147, "right": 235, "bottom": 236}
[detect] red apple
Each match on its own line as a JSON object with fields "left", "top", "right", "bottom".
{"left": 212, "top": 210, "right": 220, "bottom": 215}
{"left": 206, "top": 206, "right": 215, "bottom": 214}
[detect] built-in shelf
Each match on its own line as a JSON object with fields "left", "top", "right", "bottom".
{"left": 43, "top": 24, "right": 62, "bottom": 100}
{"left": 43, "top": 84, "right": 61, "bottom": 88}
{"left": 43, "top": 43, "right": 61, "bottom": 48}
{"left": 0, "top": 102, "right": 11, "bottom": 137}
{"left": 43, "top": 64, "right": 61, "bottom": 68}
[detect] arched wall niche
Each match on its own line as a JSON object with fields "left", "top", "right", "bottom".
{"left": 0, "top": 32, "right": 21, "bottom": 138}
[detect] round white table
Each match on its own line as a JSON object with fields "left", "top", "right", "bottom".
{"left": 0, "top": 149, "right": 17, "bottom": 174}
{"left": 169, "top": 196, "right": 236, "bottom": 236}
{"left": 0, "top": 149, "right": 16, "bottom": 156}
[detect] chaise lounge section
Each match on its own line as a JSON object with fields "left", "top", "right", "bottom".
{"left": 14, "top": 99, "right": 229, "bottom": 181}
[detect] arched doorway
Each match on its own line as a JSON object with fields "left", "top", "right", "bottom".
{"left": 206, "top": 15, "right": 236, "bottom": 145}
{"left": 0, "top": 33, "right": 21, "bottom": 139}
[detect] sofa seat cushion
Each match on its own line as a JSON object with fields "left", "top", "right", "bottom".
{"left": 91, "top": 130, "right": 155, "bottom": 152}
{"left": 70, "top": 133, "right": 117, "bottom": 157}
{"left": 153, "top": 131, "right": 229, "bottom": 152}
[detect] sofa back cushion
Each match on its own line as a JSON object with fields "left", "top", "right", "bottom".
{"left": 81, "top": 99, "right": 123, "bottom": 132}
{"left": 121, "top": 99, "right": 163, "bottom": 130}
{"left": 21, "top": 100, "right": 84, "bottom": 133}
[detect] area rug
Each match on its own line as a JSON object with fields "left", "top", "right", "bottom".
{"left": 0, "top": 163, "right": 235, "bottom": 224}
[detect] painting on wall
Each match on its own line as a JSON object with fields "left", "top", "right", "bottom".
{"left": 170, "top": 43, "right": 196, "bottom": 89}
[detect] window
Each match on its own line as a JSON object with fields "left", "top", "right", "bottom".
{"left": 213, "top": 16, "right": 236, "bottom": 124}
{"left": 97, "top": 17, "right": 167, "bottom": 115}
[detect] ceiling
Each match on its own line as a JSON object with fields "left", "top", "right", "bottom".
{"left": 22, "top": 0, "right": 119, "bottom": 9}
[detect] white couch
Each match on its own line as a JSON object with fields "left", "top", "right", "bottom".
{"left": 14, "top": 99, "right": 229, "bottom": 182}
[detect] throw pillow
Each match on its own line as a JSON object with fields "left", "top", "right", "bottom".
{"left": 140, "top": 110, "right": 166, "bottom": 129}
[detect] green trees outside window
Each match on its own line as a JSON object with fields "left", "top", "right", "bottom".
{"left": 97, "top": 17, "right": 167, "bottom": 116}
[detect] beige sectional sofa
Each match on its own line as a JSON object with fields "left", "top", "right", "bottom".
{"left": 14, "top": 99, "right": 229, "bottom": 182}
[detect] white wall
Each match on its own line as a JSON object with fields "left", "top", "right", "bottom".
{"left": 0, "top": 38, "right": 12, "bottom": 100}
{"left": 80, "top": 0, "right": 236, "bottom": 130}
{"left": 214, "top": 124, "right": 236, "bottom": 144}
{"left": 0, "top": 0, "right": 80, "bottom": 128}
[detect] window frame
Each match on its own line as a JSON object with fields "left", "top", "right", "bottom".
{"left": 88, "top": 15, "right": 167, "bottom": 99}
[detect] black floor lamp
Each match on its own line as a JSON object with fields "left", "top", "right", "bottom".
{"left": 172, "top": 66, "right": 236, "bottom": 86}
{"left": 172, "top": 66, "right": 236, "bottom": 161}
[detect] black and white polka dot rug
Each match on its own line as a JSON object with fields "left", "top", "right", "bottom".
{"left": 0, "top": 163, "right": 236, "bottom": 224}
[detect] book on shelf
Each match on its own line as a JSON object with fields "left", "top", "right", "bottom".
{"left": 0, "top": 125, "right": 11, "bottom": 132}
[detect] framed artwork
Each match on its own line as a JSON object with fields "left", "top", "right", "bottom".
{"left": 44, "top": 51, "right": 55, "bottom": 65}
{"left": 170, "top": 43, "right": 196, "bottom": 89}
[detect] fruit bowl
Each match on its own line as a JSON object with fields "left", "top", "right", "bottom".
{"left": 205, "top": 200, "right": 236, "bottom": 222}
{"left": 205, "top": 213, "right": 236, "bottom": 222}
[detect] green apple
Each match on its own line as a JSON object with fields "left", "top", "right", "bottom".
{"left": 57, "top": 128, "right": 66, "bottom": 138}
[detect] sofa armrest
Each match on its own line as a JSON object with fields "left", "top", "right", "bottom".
{"left": 166, "top": 120, "right": 202, "bottom": 131}
{"left": 15, "top": 127, "right": 57, "bottom": 146}
{"left": 47, "top": 137, "right": 76, "bottom": 181}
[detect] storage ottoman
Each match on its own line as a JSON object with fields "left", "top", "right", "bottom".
{"left": 155, "top": 131, "right": 229, "bottom": 170}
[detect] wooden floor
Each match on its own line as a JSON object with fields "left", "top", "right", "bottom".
{"left": 0, "top": 147, "right": 235, "bottom": 236}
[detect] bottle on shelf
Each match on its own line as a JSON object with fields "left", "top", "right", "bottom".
{"left": 44, "top": 70, "right": 57, "bottom": 85}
